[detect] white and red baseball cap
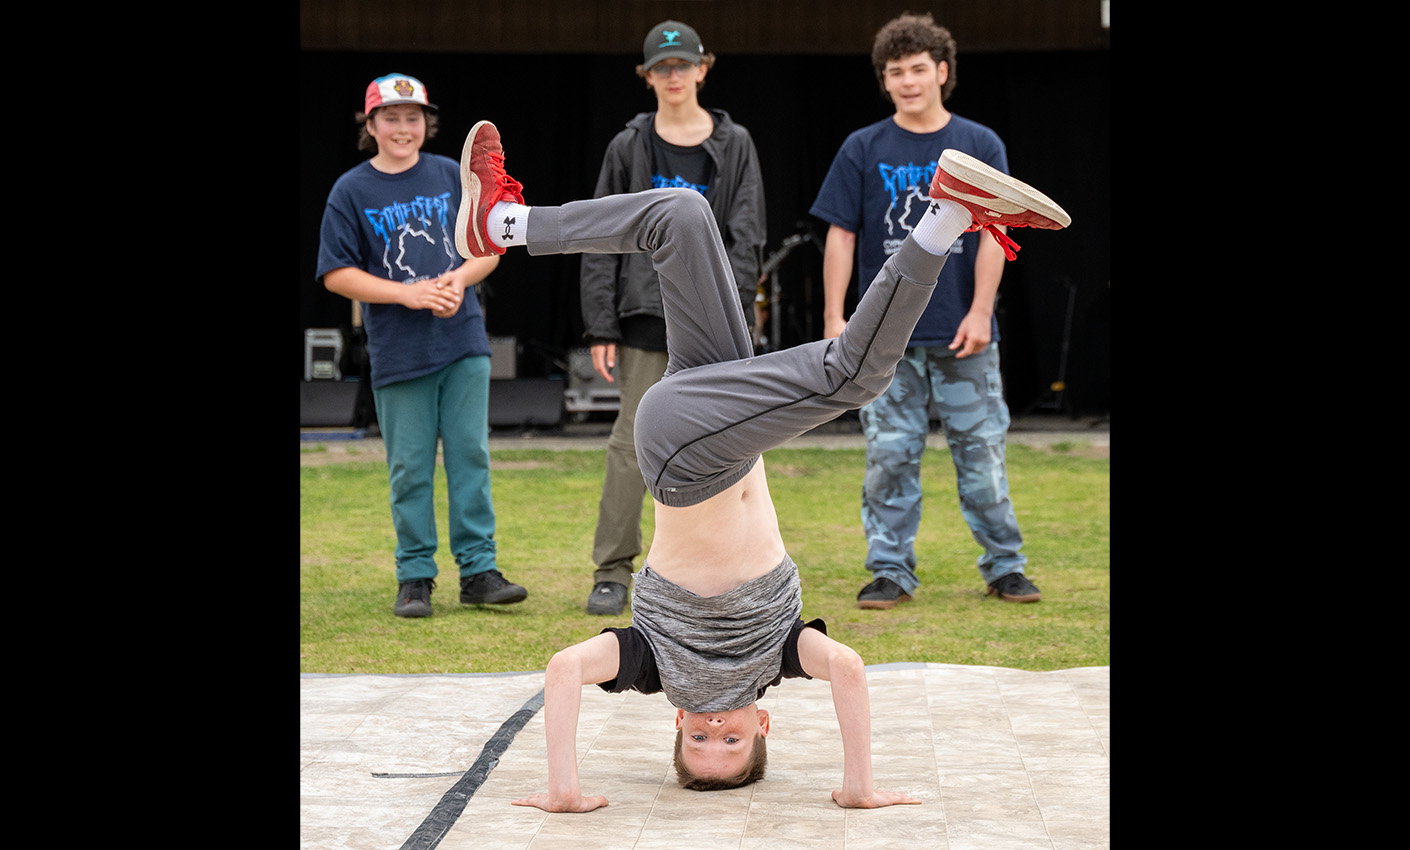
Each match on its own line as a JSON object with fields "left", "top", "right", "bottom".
{"left": 364, "top": 73, "right": 437, "bottom": 113}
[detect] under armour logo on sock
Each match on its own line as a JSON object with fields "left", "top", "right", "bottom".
{"left": 502, "top": 216, "right": 515, "bottom": 242}
{"left": 927, "top": 202, "right": 939, "bottom": 215}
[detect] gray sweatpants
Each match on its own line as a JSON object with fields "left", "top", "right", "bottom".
{"left": 528, "top": 188, "right": 947, "bottom": 507}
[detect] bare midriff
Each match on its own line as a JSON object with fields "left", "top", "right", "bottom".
{"left": 643, "top": 459, "right": 787, "bottom": 598}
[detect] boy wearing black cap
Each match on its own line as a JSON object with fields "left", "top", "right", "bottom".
{"left": 579, "top": 21, "right": 768, "bottom": 618}
{"left": 315, "top": 73, "right": 530, "bottom": 618}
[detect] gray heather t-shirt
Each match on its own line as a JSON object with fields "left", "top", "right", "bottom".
{"left": 625, "top": 554, "right": 804, "bottom": 713}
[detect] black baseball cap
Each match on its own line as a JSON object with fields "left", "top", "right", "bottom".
{"left": 642, "top": 20, "right": 705, "bottom": 69}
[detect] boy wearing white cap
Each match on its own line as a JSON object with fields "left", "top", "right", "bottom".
{"left": 315, "top": 73, "right": 530, "bottom": 618}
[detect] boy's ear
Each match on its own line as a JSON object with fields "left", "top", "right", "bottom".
{"left": 756, "top": 708, "right": 771, "bottom": 737}
{"left": 674, "top": 708, "right": 686, "bottom": 729}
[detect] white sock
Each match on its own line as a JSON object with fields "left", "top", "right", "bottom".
{"left": 488, "top": 202, "right": 530, "bottom": 250}
{"left": 910, "top": 198, "right": 974, "bottom": 256}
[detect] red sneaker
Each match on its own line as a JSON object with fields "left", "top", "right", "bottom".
{"left": 929, "top": 149, "right": 1070, "bottom": 260}
{"left": 456, "top": 120, "right": 525, "bottom": 259}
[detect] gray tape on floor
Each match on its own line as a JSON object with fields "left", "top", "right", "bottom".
{"left": 396, "top": 688, "right": 546, "bottom": 850}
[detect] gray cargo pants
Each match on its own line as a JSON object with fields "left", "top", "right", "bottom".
{"left": 527, "top": 188, "right": 946, "bottom": 508}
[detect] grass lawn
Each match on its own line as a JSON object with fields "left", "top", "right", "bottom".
{"left": 301, "top": 443, "right": 1108, "bottom": 674}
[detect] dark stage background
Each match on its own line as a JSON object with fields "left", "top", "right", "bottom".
{"left": 300, "top": 2, "right": 1110, "bottom": 418}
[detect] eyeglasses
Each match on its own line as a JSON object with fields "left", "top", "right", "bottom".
{"left": 648, "top": 62, "right": 697, "bottom": 78}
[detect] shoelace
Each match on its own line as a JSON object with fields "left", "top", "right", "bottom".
{"left": 993, "top": 573, "right": 1032, "bottom": 592}
{"left": 982, "top": 223, "right": 1022, "bottom": 261}
{"left": 487, "top": 151, "right": 524, "bottom": 202}
{"left": 471, "top": 570, "right": 506, "bottom": 588}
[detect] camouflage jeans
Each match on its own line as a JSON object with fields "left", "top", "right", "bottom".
{"left": 859, "top": 343, "right": 1026, "bottom": 591}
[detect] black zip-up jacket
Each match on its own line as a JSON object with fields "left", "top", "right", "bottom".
{"left": 579, "top": 109, "right": 767, "bottom": 344}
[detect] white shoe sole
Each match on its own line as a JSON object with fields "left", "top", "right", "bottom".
{"left": 455, "top": 120, "right": 492, "bottom": 259}
{"left": 939, "top": 149, "right": 1071, "bottom": 229}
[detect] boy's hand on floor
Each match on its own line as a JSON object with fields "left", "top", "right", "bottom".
{"left": 511, "top": 792, "right": 609, "bottom": 813}
{"left": 831, "top": 788, "right": 921, "bottom": 809}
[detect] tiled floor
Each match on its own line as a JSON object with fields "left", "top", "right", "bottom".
{"left": 301, "top": 663, "right": 1108, "bottom": 849}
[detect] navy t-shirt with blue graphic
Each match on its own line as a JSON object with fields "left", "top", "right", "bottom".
{"left": 810, "top": 115, "right": 1007, "bottom": 347}
{"left": 316, "top": 154, "right": 492, "bottom": 389}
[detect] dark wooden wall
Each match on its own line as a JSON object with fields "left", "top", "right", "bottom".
{"left": 301, "top": 0, "right": 1110, "bottom": 55}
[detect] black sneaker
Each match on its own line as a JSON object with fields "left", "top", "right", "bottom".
{"left": 857, "top": 577, "right": 912, "bottom": 610}
{"left": 460, "top": 569, "right": 528, "bottom": 605}
{"left": 585, "top": 581, "right": 628, "bottom": 616}
{"left": 394, "top": 578, "right": 435, "bottom": 618}
{"left": 986, "top": 572, "right": 1042, "bottom": 603}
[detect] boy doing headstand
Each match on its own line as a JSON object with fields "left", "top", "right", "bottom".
{"left": 455, "top": 121, "right": 1069, "bottom": 811}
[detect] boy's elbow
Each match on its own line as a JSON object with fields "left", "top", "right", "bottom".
{"left": 546, "top": 649, "right": 577, "bottom": 676}
{"left": 322, "top": 268, "right": 354, "bottom": 296}
{"left": 830, "top": 646, "right": 866, "bottom": 679}
{"left": 546, "top": 647, "right": 593, "bottom": 687}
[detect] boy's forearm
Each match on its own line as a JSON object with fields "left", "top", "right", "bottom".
{"left": 322, "top": 267, "right": 407, "bottom": 305}
{"left": 542, "top": 655, "right": 586, "bottom": 800}
{"left": 821, "top": 226, "right": 857, "bottom": 335}
{"left": 797, "top": 628, "right": 876, "bottom": 792}
{"left": 456, "top": 254, "right": 500, "bottom": 289}
{"left": 827, "top": 651, "right": 876, "bottom": 797}
{"left": 797, "top": 629, "right": 919, "bottom": 809}
{"left": 513, "top": 635, "right": 617, "bottom": 813}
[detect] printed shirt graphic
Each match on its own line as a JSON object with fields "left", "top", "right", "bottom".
{"left": 649, "top": 124, "right": 715, "bottom": 197}
{"left": 810, "top": 115, "right": 1008, "bottom": 346}
{"left": 316, "top": 154, "right": 491, "bottom": 388}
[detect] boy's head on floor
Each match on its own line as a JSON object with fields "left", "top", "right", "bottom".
{"left": 672, "top": 705, "right": 770, "bottom": 790}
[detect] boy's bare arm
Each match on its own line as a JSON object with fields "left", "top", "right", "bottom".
{"left": 820, "top": 225, "right": 857, "bottom": 340}
{"left": 511, "top": 632, "right": 620, "bottom": 813}
{"left": 323, "top": 266, "right": 462, "bottom": 314}
{"left": 797, "top": 627, "right": 921, "bottom": 809}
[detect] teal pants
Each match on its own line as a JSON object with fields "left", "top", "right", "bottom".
{"left": 372, "top": 355, "right": 498, "bottom": 583}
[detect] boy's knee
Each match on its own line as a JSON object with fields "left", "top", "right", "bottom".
{"left": 657, "top": 186, "right": 711, "bottom": 219}
{"left": 829, "top": 363, "right": 905, "bottom": 414}
{"left": 844, "top": 371, "right": 897, "bottom": 407}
